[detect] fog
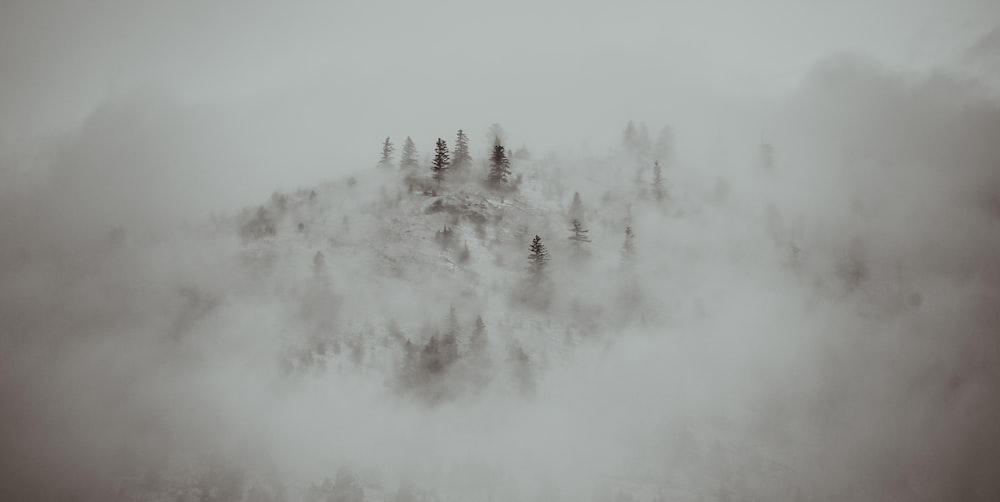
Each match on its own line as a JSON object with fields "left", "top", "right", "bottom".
{"left": 2, "top": 1, "right": 1000, "bottom": 501}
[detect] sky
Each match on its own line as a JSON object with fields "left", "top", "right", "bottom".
{"left": 2, "top": 0, "right": 997, "bottom": 160}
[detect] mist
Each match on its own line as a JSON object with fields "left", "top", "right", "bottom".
{"left": 2, "top": 1, "right": 1000, "bottom": 501}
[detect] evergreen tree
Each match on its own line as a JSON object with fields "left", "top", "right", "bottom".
{"left": 487, "top": 143, "right": 511, "bottom": 186}
{"left": 622, "top": 121, "right": 637, "bottom": 152}
{"left": 569, "top": 191, "right": 584, "bottom": 221}
{"left": 451, "top": 129, "right": 472, "bottom": 172}
{"left": 457, "top": 240, "right": 470, "bottom": 264}
{"left": 431, "top": 138, "right": 450, "bottom": 183}
{"left": 313, "top": 250, "right": 326, "bottom": 274}
{"left": 527, "top": 235, "right": 549, "bottom": 278}
{"left": 421, "top": 335, "right": 443, "bottom": 374}
{"left": 470, "top": 315, "right": 488, "bottom": 356}
{"left": 568, "top": 219, "right": 591, "bottom": 248}
{"left": 440, "top": 306, "right": 459, "bottom": 365}
{"left": 400, "top": 136, "right": 418, "bottom": 169}
{"left": 622, "top": 226, "right": 635, "bottom": 259}
{"left": 379, "top": 137, "right": 394, "bottom": 168}
{"left": 652, "top": 161, "right": 666, "bottom": 202}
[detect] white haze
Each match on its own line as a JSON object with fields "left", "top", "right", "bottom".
{"left": 2, "top": 1, "right": 1000, "bottom": 501}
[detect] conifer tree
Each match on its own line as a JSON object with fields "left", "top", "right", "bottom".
{"left": 452, "top": 129, "right": 471, "bottom": 172}
{"left": 652, "top": 161, "right": 666, "bottom": 202}
{"left": 487, "top": 143, "right": 511, "bottom": 186}
{"left": 568, "top": 219, "right": 591, "bottom": 248}
{"left": 400, "top": 136, "right": 418, "bottom": 169}
{"left": 431, "top": 138, "right": 450, "bottom": 183}
{"left": 379, "top": 137, "right": 394, "bottom": 167}
{"left": 470, "top": 315, "right": 488, "bottom": 356}
{"left": 622, "top": 121, "right": 637, "bottom": 152}
{"left": 441, "top": 306, "right": 459, "bottom": 366}
{"left": 527, "top": 235, "right": 549, "bottom": 278}
{"left": 569, "top": 191, "right": 584, "bottom": 221}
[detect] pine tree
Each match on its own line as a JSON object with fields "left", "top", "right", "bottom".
{"left": 457, "top": 240, "right": 470, "bottom": 263}
{"left": 568, "top": 219, "right": 591, "bottom": 248}
{"left": 622, "top": 121, "right": 637, "bottom": 152}
{"left": 569, "top": 191, "right": 584, "bottom": 221}
{"left": 470, "top": 315, "right": 488, "bottom": 356}
{"left": 400, "top": 136, "right": 418, "bottom": 169}
{"left": 527, "top": 235, "right": 549, "bottom": 278}
{"left": 487, "top": 143, "right": 511, "bottom": 186}
{"left": 452, "top": 129, "right": 471, "bottom": 172}
{"left": 441, "top": 306, "right": 459, "bottom": 366}
{"left": 379, "top": 137, "right": 394, "bottom": 168}
{"left": 431, "top": 138, "right": 450, "bottom": 183}
{"left": 652, "top": 161, "right": 666, "bottom": 202}
{"left": 622, "top": 226, "right": 635, "bottom": 259}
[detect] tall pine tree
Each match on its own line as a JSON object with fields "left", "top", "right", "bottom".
{"left": 568, "top": 219, "right": 591, "bottom": 248}
{"left": 431, "top": 138, "right": 450, "bottom": 183}
{"left": 452, "top": 129, "right": 471, "bottom": 173}
{"left": 400, "top": 136, "right": 418, "bottom": 169}
{"left": 487, "top": 143, "right": 511, "bottom": 186}
{"left": 527, "top": 235, "right": 549, "bottom": 279}
{"left": 652, "top": 161, "right": 666, "bottom": 202}
{"left": 379, "top": 137, "right": 394, "bottom": 167}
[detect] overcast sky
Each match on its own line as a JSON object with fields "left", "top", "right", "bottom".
{"left": 2, "top": 0, "right": 997, "bottom": 147}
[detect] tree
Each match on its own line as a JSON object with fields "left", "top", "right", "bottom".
{"left": 431, "top": 138, "right": 450, "bottom": 183}
{"left": 457, "top": 240, "right": 470, "bottom": 263}
{"left": 622, "top": 121, "right": 637, "bottom": 152}
{"left": 569, "top": 191, "right": 584, "bottom": 221}
{"left": 313, "top": 251, "right": 326, "bottom": 274}
{"left": 622, "top": 226, "right": 635, "bottom": 259}
{"left": 652, "top": 161, "right": 666, "bottom": 202}
{"left": 331, "top": 467, "right": 365, "bottom": 502}
{"left": 527, "top": 235, "right": 549, "bottom": 278}
{"left": 470, "top": 315, "right": 488, "bottom": 356}
{"left": 568, "top": 219, "right": 591, "bottom": 248}
{"left": 452, "top": 129, "right": 471, "bottom": 172}
{"left": 487, "top": 143, "right": 511, "bottom": 186}
{"left": 441, "top": 306, "right": 459, "bottom": 365}
{"left": 400, "top": 137, "right": 418, "bottom": 169}
{"left": 379, "top": 137, "right": 394, "bottom": 168}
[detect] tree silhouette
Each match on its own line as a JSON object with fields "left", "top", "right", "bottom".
{"left": 652, "top": 161, "right": 666, "bottom": 202}
{"left": 431, "top": 138, "right": 450, "bottom": 183}
{"left": 378, "top": 137, "right": 394, "bottom": 168}
{"left": 569, "top": 191, "right": 584, "bottom": 221}
{"left": 568, "top": 219, "right": 591, "bottom": 248}
{"left": 470, "top": 315, "right": 488, "bottom": 356}
{"left": 487, "top": 143, "right": 511, "bottom": 186}
{"left": 527, "top": 235, "right": 549, "bottom": 278}
{"left": 452, "top": 129, "right": 471, "bottom": 172}
{"left": 400, "top": 136, "right": 418, "bottom": 169}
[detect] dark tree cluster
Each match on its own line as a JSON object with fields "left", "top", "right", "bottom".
{"left": 395, "top": 307, "right": 499, "bottom": 402}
